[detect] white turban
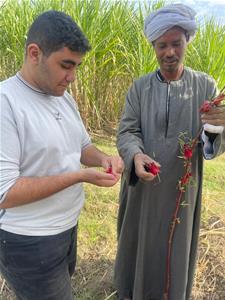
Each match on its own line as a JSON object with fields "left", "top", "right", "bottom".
{"left": 144, "top": 3, "right": 197, "bottom": 43}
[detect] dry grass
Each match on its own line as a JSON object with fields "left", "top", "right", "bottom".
{"left": 192, "top": 217, "right": 225, "bottom": 300}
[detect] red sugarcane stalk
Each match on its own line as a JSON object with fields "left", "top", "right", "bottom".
{"left": 163, "top": 86, "right": 225, "bottom": 300}
{"left": 163, "top": 162, "right": 190, "bottom": 300}
{"left": 164, "top": 132, "right": 201, "bottom": 300}
{"left": 163, "top": 189, "right": 184, "bottom": 299}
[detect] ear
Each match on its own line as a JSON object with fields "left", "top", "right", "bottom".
{"left": 26, "top": 43, "right": 42, "bottom": 64}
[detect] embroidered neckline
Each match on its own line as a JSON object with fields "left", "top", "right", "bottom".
{"left": 156, "top": 69, "right": 185, "bottom": 83}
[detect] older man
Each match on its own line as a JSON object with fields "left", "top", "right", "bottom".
{"left": 114, "top": 4, "right": 225, "bottom": 300}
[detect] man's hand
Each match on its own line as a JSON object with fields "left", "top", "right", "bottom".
{"left": 80, "top": 145, "right": 124, "bottom": 185}
{"left": 79, "top": 168, "right": 120, "bottom": 187}
{"left": 201, "top": 105, "right": 225, "bottom": 127}
{"left": 101, "top": 155, "right": 124, "bottom": 176}
{"left": 134, "top": 153, "right": 161, "bottom": 182}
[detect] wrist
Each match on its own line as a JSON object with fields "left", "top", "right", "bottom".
{"left": 76, "top": 170, "right": 84, "bottom": 183}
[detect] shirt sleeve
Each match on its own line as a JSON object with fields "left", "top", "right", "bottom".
{"left": 0, "top": 94, "right": 21, "bottom": 202}
{"left": 117, "top": 81, "right": 145, "bottom": 185}
{"left": 202, "top": 130, "right": 225, "bottom": 160}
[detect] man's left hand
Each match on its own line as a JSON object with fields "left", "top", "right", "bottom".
{"left": 102, "top": 155, "right": 124, "bottom": 176}
{"left": 201, "top": 105, "right": 225, "bottom": 127}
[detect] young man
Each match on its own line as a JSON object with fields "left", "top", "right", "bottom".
{"left": 0, "top": 10, "right": 123, "bottom": 300}
{"left": 114, "top": 4, "right": 225, "bottom": 300}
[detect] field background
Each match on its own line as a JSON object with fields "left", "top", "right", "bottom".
{"left": 0, "top": 0, "right": 225, "bottom": 299}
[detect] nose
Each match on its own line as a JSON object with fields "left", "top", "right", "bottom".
{"left": 65, "top": 71, "right": 75, "bottom": 83}
{"left": 166, "top": 46, "right": 175, "bottom": 57}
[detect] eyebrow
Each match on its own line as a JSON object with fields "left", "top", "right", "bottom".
{"left": 61, "top": 60, "right": 82, "bottom": 66}
{"left": 157, "top": 39, "right": 182, "bottom": 45}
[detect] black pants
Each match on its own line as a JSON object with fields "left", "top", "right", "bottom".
{"left": 0, "top": 226, "right": 77, "bottom": 300}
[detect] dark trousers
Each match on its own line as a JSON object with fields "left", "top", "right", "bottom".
{"left": 0, "top": 226, "right": 77, "bottom": 300}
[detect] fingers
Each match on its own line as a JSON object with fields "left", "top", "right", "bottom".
{"left": 81, "top": 168, "right": 120, "bottom": 187}
{"left": 201, "top": 105, "right": 225, "bottom": 127}
{"left": 104, "top": 156, "right": 124, "bottom": 175}
{"left": 134, "top": 153, "right": 160, "bottom": 181}
{"left": 100, "top": 177, "right": 120, "bottom": 187}
{"left": 95, "top": 171, "right": 120, "bottom": 187}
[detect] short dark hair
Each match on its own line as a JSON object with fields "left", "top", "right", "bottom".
{"left": 26, "top": 10, "right": 91, "bottom": 56}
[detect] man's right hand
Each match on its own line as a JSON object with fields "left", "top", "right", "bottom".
{"left": 134, "top": 153, "right": 161, "bottom": 182}
{"left": 79, "top": 168, "right": 120, "bottom": 187}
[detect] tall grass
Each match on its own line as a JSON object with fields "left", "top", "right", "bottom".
{"left": 0, "top": 0, "right": 225, "bottom": 129}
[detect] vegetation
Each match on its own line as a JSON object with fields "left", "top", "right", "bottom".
{"left": 0, "top": 0, "right": 225, "bottom": 129}
{"left": 0, "top": 0, "right": 224, "bottom": 299}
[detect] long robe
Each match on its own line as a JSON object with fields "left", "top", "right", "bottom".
{"left": 114, "top": 67, "right": 225, "bottom": 300}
